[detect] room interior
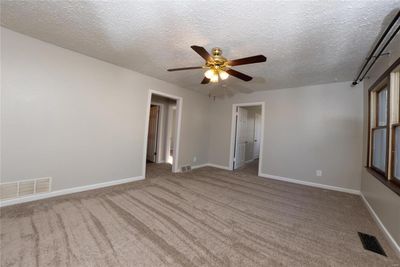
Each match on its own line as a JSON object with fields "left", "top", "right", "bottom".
{"left": 1, "top": 1, "right": 400, "bottom": 266}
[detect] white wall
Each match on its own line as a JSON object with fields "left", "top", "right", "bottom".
{"left": 1, "top": 27, "right": 210, "bottom": 191}
{"left": 361, "top": 32, "right": 400, "bottom": 248}
{"left": 208, "top": 82, "right": 364, "bottom": 191}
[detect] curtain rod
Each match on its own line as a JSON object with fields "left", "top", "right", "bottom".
{"left": 352, "top": 10, "right": 400, "bottom": 86}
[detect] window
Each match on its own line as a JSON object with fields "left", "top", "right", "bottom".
{"left": 372, "top": 127, "right": 387, "bottom": 171}
{"left": 394, "top": 126, "right": 400, "bottom": 181}
{"left": 392, "top": 76, "right": 400, "bottom": 184}
{"left": 377, "top": 87, "right": 388, "bottom": 126}
{"left": 371, "top": 85, "right": 388, "bottom": 173}
{"left": 367, "top": 59, "right": 400, "bottom": 195}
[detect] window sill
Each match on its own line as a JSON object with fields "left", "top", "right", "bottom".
{"left": 365, "top": 167, "right": 400, "bottom": 196}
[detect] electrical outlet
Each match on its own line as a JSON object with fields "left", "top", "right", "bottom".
{"left": 193, "top": 156, "right": 197, "bottom": 163}
{"left": 316, "top": 170, "right": 322, "bottom": 177}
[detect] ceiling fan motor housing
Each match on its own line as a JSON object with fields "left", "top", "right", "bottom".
{"left": 209, "top": 47, "right": 228, "bottom": 69}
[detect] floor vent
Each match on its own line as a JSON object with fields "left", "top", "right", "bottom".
{"left": 358, "top": 232, "right": 387, "bottom": 256}
{"left": 0, "top": 177, "right": 52, "bottom": 200}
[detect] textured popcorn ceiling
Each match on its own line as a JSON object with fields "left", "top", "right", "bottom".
{"left": 1, "top": 1, "right": 399, "bottom": 94}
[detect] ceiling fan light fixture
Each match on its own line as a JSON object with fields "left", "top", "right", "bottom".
{"left": 219, "top": 70, "right": 229, "bottom": 80}
{"left": 168, "top": 46, "right": 267, "bottom": 85}
{"left": 210, "top": 74, "right": 219, "bottom": 83}
{"left": 204, "top": 69, "right": 215, "bottom": 79}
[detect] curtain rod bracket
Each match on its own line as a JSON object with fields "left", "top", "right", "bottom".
{"left": 372, "top": 52, "right": 391, "bottom": 59}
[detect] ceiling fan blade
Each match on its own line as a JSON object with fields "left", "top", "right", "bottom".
{"left": 225, "top": 68, "right": 253, "bottom": 81}
{"left": 191, "top": 45, "right": 213, "bottom": 62}
{"left": 167, "top": 66, "right": 203, "bottom": 71}
{"left": 228, "top": 55, "right": 267, "bottom": 66}
{"left": 201, "top": 77, "right": 210, "bottom": 84}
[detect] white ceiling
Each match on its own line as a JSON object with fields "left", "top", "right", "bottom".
{"left": 1, "top": 1, "right": 399, "bottom": 95}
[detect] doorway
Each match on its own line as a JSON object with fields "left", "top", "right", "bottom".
{"left": 229, "top": 102, "right": 264, "bottom": 176}
{"left": 146, "top": 104, "right": 161, "bottom": 163}
{"left": 143, "top": 90, "right": 182, "bottom": 178}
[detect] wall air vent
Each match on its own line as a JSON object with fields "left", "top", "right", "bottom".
{"left": 35, "top": 177, "right": 51, "bottom": 193}
{"left": 0, "top": 177, "right": 52, "bottom": 201}
{"left": 0, "top": 182, "right": 18, "bottom": 200}
{"left": 18, "top": 180, "right": 35, "bottom": 196}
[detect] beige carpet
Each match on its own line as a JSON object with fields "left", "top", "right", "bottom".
{"left": 146, "top": 162, "right": 173, "bottom": 179}
{"left": 1, "top": 162, "right": 399, "bottom": 266}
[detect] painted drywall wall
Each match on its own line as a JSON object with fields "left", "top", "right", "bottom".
{"left": 361, "top": 32, "right": 400, "bottom": 247}
{"left": 208, "top": 81, "right": 364, "bottom": 190}
{"left": 1, "top": 27, "right": 210, "bottom": 190}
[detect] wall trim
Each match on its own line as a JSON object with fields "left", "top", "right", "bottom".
{"left": 0, "top": 175, "right": 144, "bottom": 208}
{"left": 259, "top": 172, "right": 361, "bottom": 195}
{"left": 149, "top": 101, "right": 165, "bottom": 164}
{"left": 191, "top": 163, "right": 209, "bottom": 169}
{"left": 205, "top": 163, "right": 232, "bottom": 170}
{"left": 360, "top": 193, "right": 400, "bottom": 257}
{"left": 192, "top": 163, "right": 231, "bottom": 171}
{"left": 191, "top": 165, "right": 361, "bottom": 195}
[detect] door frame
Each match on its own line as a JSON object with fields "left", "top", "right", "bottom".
{"left": 228, "top": 102, "right": 265, "bottom": 176}
{"left": 253, "top": 112, "right": 262, "bottom": 159}
{"left": 165, "top": 105, "right": 177, "bottom": 164}
{"left": 143, "top": 90, "right": 183, "bottom": 176}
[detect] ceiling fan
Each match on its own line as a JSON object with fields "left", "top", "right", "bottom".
{"left": 167, "top": 46, "right": 267, "bottom": 84}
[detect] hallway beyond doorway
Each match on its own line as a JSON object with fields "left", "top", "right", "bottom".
{"left": 236, "top": 159, "right": 259, "bottom": 176}
{"left": 145, "top": 162, "right": 172, "bottom": 179}
{"left": 143, "top": 90, "right": 182, "bottom": 177}
{"left": 230, "top": 103, "right": 263, "bottom": 176}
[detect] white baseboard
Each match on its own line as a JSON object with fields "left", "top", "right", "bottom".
{"left": 191, "top": 163, "right": 209, "bottom": 170}
{"left": 190, "top": 163, "right": 231, "bottom": 171}
{"left": 204, "top": 163, "right": 232, "bottom": 171}
{"left": 360, "top": 193, "right": 400, "bottom": 257}
{"left": 245, "top": 158, "right": 257, "bottom": 164}
{"left": 258, "top": 173, "right": 360, "bottom": 195}
{"left": 0, "top": 175, "right": 144, "bottom": 207}
{"left": 191, "top": 166, "right": 360, "bottom": 195}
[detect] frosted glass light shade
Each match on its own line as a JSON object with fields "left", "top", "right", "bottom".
{"left": 204, "top": 69, "right": 215, "bottom": 79}
{"left": 210, "top": 74, "right": 219, "bottom": 83}
{"left": 219, "top": 70, "right": 229, "bottom": 80}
